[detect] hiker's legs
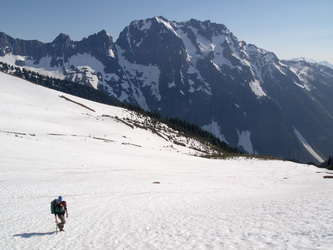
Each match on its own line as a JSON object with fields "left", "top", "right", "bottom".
{"left": 57, "top": 214, "right": 66, "bottom": 230}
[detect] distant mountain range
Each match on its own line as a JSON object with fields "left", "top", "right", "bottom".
{"left": 1, "top": 16, "right": 333, "bottom": 163}
{"left": 289, "top": 57, "right": 333, "bottom": 69}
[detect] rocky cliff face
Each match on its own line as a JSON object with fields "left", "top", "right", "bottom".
{"left": 1, "top": 17, "right": 333, "bottom": 163}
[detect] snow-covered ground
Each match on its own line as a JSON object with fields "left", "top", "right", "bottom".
{"left": 1, "top": 72, "right": 333, "bottom": 249}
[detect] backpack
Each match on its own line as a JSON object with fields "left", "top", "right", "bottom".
{"left": 50, "top": 199, "right": 65, "bottom": 214}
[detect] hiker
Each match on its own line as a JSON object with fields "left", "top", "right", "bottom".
{"left": 53, "top": 196, "right": 68, "bottom": 231}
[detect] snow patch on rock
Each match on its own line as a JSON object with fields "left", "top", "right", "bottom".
{"left": 293, "top": 127, "right": 324, "bottom": 163}
{"left": 237, "top": 129, "right": 254, "bottom": 154}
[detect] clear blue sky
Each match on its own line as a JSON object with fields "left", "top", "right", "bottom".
{"left": 1, "top": 0, "right": 332, "bottom": 63}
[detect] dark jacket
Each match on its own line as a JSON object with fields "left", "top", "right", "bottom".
{"left": 55, "top": 201, "right": 67, "bottom": 215}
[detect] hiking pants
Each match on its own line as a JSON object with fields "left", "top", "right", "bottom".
{"left": 57, "top": 214, "right": 66, "bottom": 230}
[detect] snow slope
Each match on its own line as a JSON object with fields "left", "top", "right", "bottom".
{"left": 1, "top": 72, "right": 333, "bottom": 249}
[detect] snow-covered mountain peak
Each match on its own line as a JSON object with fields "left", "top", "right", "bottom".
{"left": 288, "top": 57, "right": 333, "bottom": 69}
{"left": 185, "top": 18, "right": 232, "bottom": 40}
{"left": 290, "top": 57, "right": 317, "bottom": 63}
{"left": 319, "top": 61, "right": 333, "bottom": 69}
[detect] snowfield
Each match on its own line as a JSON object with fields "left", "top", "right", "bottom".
{"left": 1, "top": 72, "right": 333, "bottom": 249}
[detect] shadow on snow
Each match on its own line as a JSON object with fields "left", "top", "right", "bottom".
{"left": 13, "top": 231, "right": 56, "bottom": 238}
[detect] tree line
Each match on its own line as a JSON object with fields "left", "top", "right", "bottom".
{"left": 0, "top": 61, "right": 241, "bottom": 155}
{"left": 0, "top": 62, "right": 121, "bottom": 106}
{"left": 321, "top": 155, "right": 333, "bottom": 170}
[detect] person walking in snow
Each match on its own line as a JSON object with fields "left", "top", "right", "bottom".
{"left": 54, "top": 196, "right": 68, "bottom": 231}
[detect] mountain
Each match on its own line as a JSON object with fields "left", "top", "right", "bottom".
{"left": 0, "top": 71, "right": 225, "bottom": 158}
{"left": 289, "top": 57, "right": 333, "bottom": 69}
{"left": 1, "top": 17, "right": 333, "bottom": 163}
{"left": 0, "top": 30, "right": 118, "bottom": 88}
